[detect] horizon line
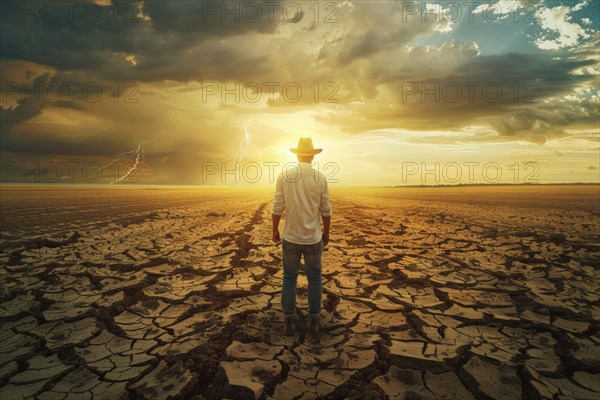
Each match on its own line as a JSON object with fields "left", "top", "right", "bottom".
{"left": 1, "top": 182, "right": 599, "bottom": 189}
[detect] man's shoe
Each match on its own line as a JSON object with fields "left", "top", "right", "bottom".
{"left": 308, "top": 318, "right": 320, "bottom": 335}
{"left": 284, "top": 319, "right": 296, "bottom": 336}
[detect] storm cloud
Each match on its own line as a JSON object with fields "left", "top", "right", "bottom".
{"left": 0, "top": 0, "right": 598, "bottom": 184}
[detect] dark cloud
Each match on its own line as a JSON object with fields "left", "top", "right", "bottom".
{"left": 1, "top": 2, "right": 138, "bottom": 71}
{"left": 142, "top": 1, "right": 282, "bottom": 36}
{"left": 336, "top": 29, "right": 390, "bottom": 65}
{"left": 0, "top": 0, "right": 287, "bottom": 82}
{"left": 314, "top": 50, "right": 597, "bottom": 142}
{"left": 1, "top": 73, "right": 51, "bottom": 136}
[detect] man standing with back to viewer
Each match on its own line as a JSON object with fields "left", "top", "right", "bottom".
{"left": 272, "top": 137, "right": 332, "bottom": 336}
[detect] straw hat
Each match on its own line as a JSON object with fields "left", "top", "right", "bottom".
{"left": 290, "top": 137, "right": 322, "bottom": 156}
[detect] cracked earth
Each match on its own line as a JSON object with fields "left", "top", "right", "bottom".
{"left": 0, "top": 185, "right": 598, "bottom": 399}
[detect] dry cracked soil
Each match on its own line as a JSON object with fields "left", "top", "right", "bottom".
{"left": 0, "top": 185, "right": 598, "bottom": 400}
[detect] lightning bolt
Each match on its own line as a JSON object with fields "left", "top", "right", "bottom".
{"left": 100, "top": 113, "right": 177, "bottom": 184}
{"left": 244, "top": 122, "right": 264, "bottom": 166}
{"left": 220, "top": 120, "right": 263, "bottom": 184}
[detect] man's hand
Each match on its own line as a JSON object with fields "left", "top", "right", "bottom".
{"left": 322, "top": 232, "right": 329, "bottom": 246}
{"left": 272, "top": 230, "right": 281, "bottom": 243}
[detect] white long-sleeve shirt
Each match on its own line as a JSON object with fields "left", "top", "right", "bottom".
{"left": 272, "top": 162, "right": 332, "bottom": 245}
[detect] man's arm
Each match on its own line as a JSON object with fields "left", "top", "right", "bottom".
{"left": 272, "top": 175, "right": 284, "bottom": 242}
{"left": 272, "top": 214, "right": 282, "bottom": 242}
{"left": 321, "top": 215, "right": 331, "bottom": 245}
{"left": 320, "top": 177, "right": 332, "bottom": 245}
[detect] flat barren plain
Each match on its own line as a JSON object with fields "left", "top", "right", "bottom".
{"left": 0, "top": 185, "right": 598, "bottom": 400}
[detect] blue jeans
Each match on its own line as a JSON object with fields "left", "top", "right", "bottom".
{"left": 281, "top": 238, "right": 323, "bottom": 321}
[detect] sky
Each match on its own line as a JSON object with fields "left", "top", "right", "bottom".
{"left": 1, "top": 0, "right": 598, "bottom": 185}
